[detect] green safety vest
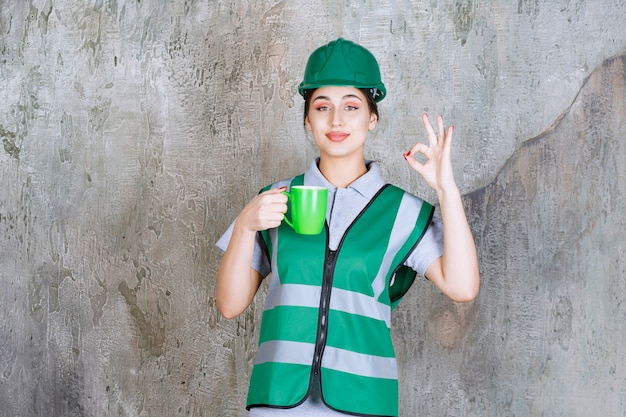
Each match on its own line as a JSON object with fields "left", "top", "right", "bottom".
{"left": 248, "top": 175, "right": 434, "bottom": 416}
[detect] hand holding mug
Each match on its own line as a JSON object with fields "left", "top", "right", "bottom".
{"left": 238, "top": 188, "right": 289, "bottom": 232}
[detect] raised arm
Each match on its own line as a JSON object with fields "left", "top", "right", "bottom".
{"left": 403, "top": 114, "right": 480, "bottom": 302}
{"left": 216, "top": 187, "right": 288, "bottom": 318}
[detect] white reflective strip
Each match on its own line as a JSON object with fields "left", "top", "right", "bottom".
{"left": 371, "top": 193, "right": 422, "bottom": 301}
{"left": 264, "top": 283, "right": 321, "bottom": 310}
{"left": 264, "top": 228, "right": 281, "bottom": 310}
{"left": 270, "top": 227, "right": 279, "bottom": 276}
{"left": 254, "top": 340, "right": 315, "bottom": 366}
{"left": 329, "top": 288, "right": 391, "bottom": 327}
{"left": 322, "top": 346, "right": 397, "bottom": 379}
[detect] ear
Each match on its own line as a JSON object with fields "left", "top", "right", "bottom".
{"left": 368, "top": 113, "right": 378, "bottom": 131}
{"left": 305, "top": 116, "right": 312, "bottom": 131}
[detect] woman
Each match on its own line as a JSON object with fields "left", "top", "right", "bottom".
{"left": 216, "top": 38, "right": 479, "bottom": 417}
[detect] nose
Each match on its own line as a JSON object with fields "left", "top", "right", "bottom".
{"left": 331, "top": 109, "right": 343, "bottom": 127}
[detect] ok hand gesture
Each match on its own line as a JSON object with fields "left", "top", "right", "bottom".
{"left": 403, "top": 114, "right": 457, "bottom": 194}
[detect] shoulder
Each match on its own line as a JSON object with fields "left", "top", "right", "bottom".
{"left": 384, "top": 184, "right": 431, "bottom": 207}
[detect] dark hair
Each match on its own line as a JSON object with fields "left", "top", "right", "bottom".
{"left": 302, "top": 88, "right": 380, "bottom": 127}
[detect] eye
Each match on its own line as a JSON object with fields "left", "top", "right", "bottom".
{"left": 344, "top": 102, "right": 361, "bottom": 111}
{"left": 314, "top": 104, "right": 331, "bottom": 111}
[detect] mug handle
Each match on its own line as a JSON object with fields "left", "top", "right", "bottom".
{"left": 281, "top": 191, "right": 294, "bottom": 229}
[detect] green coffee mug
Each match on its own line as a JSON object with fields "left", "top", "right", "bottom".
{"left": 282, "top": 186, "right": 328, "bottom": 235}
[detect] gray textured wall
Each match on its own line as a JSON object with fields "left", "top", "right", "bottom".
{"left": 1, "top": 1, "right": 625, "bottom": 416}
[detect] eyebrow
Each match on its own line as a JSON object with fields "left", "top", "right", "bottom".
{"left": 312, "top": 94, "right": 364, "bottom": 102}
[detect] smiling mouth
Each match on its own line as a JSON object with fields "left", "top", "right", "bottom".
{"left": 326, "top": 132, "right": 349, "bottom": 142}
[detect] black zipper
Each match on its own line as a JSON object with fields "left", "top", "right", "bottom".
{"left": 312, "top": 246, "right": 338, "bottom": 376}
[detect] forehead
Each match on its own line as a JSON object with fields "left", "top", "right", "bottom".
{"left": 311, "top": 86, "right": 366, "bottom": 101}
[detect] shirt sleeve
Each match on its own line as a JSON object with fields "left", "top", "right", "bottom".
{"left": 215, "top": 219, "right": 272, "bottom": 278}
{"left": 403, "top": 216, "right": 444, "bottom": 277}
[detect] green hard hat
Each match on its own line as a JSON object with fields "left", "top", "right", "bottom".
{"left": 298, "top": 38, "right": 386, "bottom": 102}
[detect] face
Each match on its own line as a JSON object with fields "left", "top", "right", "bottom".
{"left": 304, "top": 86, "right": 378, "bottom": 161}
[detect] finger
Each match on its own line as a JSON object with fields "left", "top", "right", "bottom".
{"left": 271, "top": 194, "right": 288, "bottom": 205}
{"left": 262, "top": 186, "right": 287, "bottom": 195}
{"left": 264, "top": 212, "right": 287, "bottom": 223}
{"left": 257, "top": 206, "right": 288, "bottom": 229}
{"left": 260, "top": 188, "right": 288, "bottom": 204}
{"left": 440, "top": 125, "right": 454, "bottom": 161}
{"left": 421, "top": 113, "right": 437, "bottom": 146}
{"left": 260, "top": 201, "right": 287, "bottom": 213}
{"left": 437, "top": 115, "right": 445, "bottom": 142}
{"left": 273, "top": 203, "right": 288, "bottom": 214}
{"left": 405, "top": 142, "right": 430, "bottom": 159}
{"left": 446, "top": 124, "right": 454, "bottom": 148}
{"left": 403, "top": 144, "right": 429, "bottom": 173}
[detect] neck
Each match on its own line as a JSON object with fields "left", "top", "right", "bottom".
{"left": 318, "top": 156, "right": 368, "bottom": 188}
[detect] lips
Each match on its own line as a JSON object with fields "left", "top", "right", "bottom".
{"left": 326, "top": 131, "right": 349, "bottom": 142}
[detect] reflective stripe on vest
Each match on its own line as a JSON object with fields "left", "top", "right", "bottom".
{"left": 248, "top": 177, "right": 434, "bottom": 416}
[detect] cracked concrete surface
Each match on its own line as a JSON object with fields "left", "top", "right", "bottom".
{"left": 1, "top": 1, "right": 625, "bottom": 416}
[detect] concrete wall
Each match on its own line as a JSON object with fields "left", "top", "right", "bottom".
{"left": 0, "top": 1, "right": 624, "bottom": 416}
